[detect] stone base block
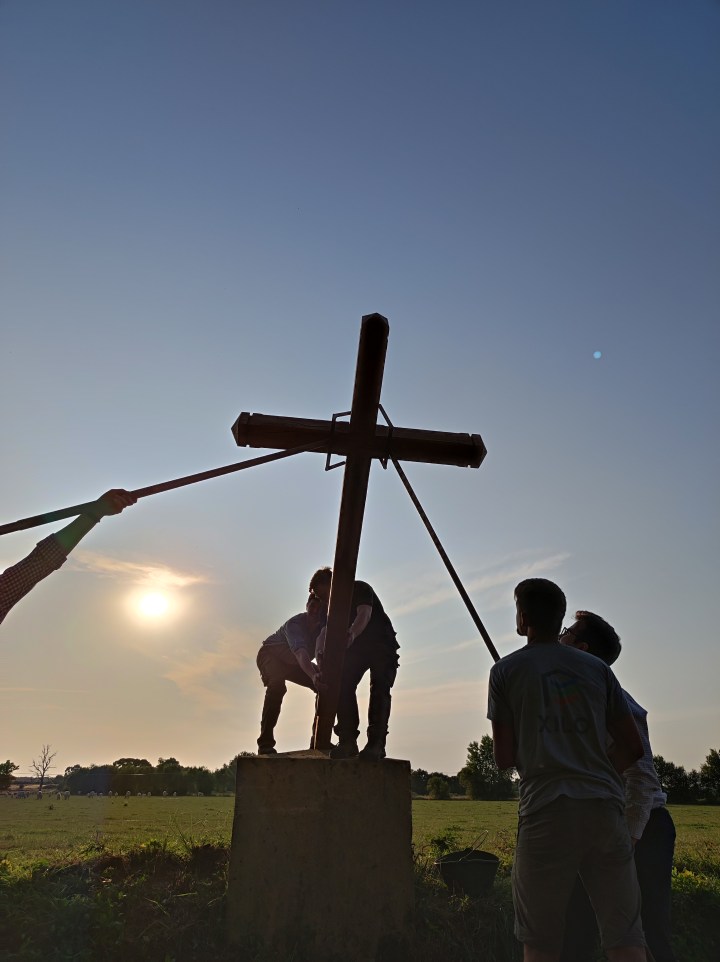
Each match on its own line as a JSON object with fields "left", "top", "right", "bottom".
{"left": 226, "top": 753, "right": 414, "bottom": 961}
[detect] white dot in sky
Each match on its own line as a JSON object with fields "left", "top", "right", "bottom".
{"left": 593, "top": 351, "right": 602, "bottom": 360}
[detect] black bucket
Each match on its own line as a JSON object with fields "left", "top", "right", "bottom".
{"left": 435, "top": 848, "right": 499, "bottom": 897}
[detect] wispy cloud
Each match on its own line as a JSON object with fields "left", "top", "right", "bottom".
{"left": 397, "top": 679, "right": 488, "bottom": 717}
{"left": 393, "top": 551, "right": 570, "bottom": 617}
{"left": 162, "top": 629, "right": 255, "bottom": 711}
{"left": 400, "top": 636, "right": 485, "bottom": 668}
{"left": 72, "top": 551, "right": 208, "bottom": 588}
{"left": 399, "top": 627, "right": 521, "bottom": 672}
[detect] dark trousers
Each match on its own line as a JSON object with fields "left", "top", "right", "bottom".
{"left": 256, "top": 646, "right": 315, "bottom": 750}
{"left": 334, "top": 638, "right": 399, "bottom": 742}
{"left": 560, "top": 806, "right": 677, "bottom": 962}
{"left": 635, "top": 806, "right": 677, "bottom": 962}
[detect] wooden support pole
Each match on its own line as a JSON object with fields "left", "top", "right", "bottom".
{"left": 313, "top": 314, "right": 389, "bottom": 749}
{"left": 0, "top": 445, "right": 323, "bottom": 538}
{"left": 392, "top": 459, "right": 500, "bottom": 663}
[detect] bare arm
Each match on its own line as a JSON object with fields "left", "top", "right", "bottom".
{"left": 1, "top": 489, "right": 136, "bottom": 628}
{"left": 53, "top": 489, "right": 137, "bottom": 554}
{"left": 293, "top": 647, "right": 322, "bottom": 688}
{"left": 348, "top": 604, "right": 372, "bottom": 645}
{"left": 314, "top": 603, "right": 372, "bottom": 655}
{"left": 491, "top": 720, "right": 516, "bottom": 770}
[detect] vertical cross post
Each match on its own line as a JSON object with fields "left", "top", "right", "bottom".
{"left": 313, "top": 314, "right": 389, "bottom": 749}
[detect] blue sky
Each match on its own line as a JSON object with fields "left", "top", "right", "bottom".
{"left": 1, "top": 0, "right": 718, "bottom": 778}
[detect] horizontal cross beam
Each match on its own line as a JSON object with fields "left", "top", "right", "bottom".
{"left": 231, "top": 413, "right": 486, "bottom": 469}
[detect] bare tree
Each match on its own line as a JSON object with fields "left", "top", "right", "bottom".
{"left": 30, "top": 744, "right": 57, "bottom": 791}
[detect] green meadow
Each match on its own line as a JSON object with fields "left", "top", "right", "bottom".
{"left": 1, "top": 797, "right": 718, "bottom": 960}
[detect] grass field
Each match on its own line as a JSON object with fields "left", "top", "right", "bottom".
{"left": 0, "top": 794, "right": 236, "bottom": 867}
{"left": 1, "top": 796, "right": 718, "bottom": 960}
{"left": 3, "top": 795, "right": 717, "bottom": 871}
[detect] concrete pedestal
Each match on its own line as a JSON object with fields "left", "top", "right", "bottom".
{"left": 226, "top": 752, "right": 414, "bottom": 962}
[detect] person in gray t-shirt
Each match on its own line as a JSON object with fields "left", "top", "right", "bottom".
{"left": 255, "top": 594, "right": 326, "bottom": 754}
{"left": 488, "top": 578, "right": 646, "bottom": 962}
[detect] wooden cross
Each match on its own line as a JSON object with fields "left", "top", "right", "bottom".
{"left": 232, "top": 313, "right": 486, "bottom": 750}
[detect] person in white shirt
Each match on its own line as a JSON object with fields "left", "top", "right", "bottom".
{"left": 559, "top": 610, "right": 677, "bottom": 962}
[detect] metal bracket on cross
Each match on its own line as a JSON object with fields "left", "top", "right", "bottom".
{"left": 377, "top": 403, "right": 394, "bottom": 470}
{"left": 325, "top": 411, "right": 351, "bottom": 472}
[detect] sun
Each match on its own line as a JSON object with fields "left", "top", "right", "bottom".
{"left": 125, "top": 587, "right": 184, "bottom": 627}
{"left": 137, "top": 592, "right": 171, "bottom": 618}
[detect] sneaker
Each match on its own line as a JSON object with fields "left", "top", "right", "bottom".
{"left": 329, "top": 740, "right": 359, "bottom": 759}
{"left": 257, "top": 747, "right": 278, "bottom": 756}
{"left": 358, "top": 743, "right": 386, "bottom": 761}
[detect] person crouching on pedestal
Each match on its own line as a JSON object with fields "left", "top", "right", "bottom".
{"left": 256, "top": 594, "right": 326, "bottom": 755}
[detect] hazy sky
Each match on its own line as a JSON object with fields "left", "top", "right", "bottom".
{"left": 2, "top": 0, "right": 718, "bottom": 779}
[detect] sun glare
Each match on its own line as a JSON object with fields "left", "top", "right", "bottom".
{"left": 137, "top": 592, "right": 170, "bottom": 618}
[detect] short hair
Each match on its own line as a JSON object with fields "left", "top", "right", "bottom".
{"left": 309, "top": 567, "right": 332, "bottom": 593}
{"left": 575, "top": 610, "right": 621, "bottom": 666}
{"left": 514, "top": 578, "right": 566, "bottom": 633}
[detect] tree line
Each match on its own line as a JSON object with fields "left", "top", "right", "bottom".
{"left": 50, "top": 755, "right": 253, "bottom": 796}
{"left": 3, "top": 745, "right": 719, "bottom": 802}
{"left": 411, "top": 739, "right": 720, "bottom": 803}
{"left": 652, "top": 750, "right": 720, "bottom": 804}
{"left": 412, "top": 736, "right": 517, "bottom": 800}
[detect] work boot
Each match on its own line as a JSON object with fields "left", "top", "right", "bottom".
{"left": 358, "top": 690, "right": 391, "bottom": 761}
{"left": 358, "top": 738, "right": 386, "bottom": 761}
{"left": 257, "top": 687, "right": 284, "bottom": 755}
{"left": 329, "top": 739, "right": 359, "bottom": 759}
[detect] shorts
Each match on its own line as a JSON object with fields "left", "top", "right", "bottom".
{"left": 512, "top": 795, "right": 645, "bottom": 953}
{"left": 256, "top": 645, "right": 314, "bottom": 692}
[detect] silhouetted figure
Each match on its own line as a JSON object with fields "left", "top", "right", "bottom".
{"left": 256, "top": 594, "right": 326, "bottom": 754}
{"left": 309, "top": 567, "right": 399, "bottom": 761}
{"left": 559, "top": 611, "right": 677, "bottom": 962}
{"left": 0, "top": 489, "right": 136, "bottom": 628}
{"left": 488, "top": 578, "right": 647, "bottom": 962}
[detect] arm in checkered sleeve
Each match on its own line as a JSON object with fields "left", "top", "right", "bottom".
{"left": 0, "top": 489, "right": 136, "bottom": 626}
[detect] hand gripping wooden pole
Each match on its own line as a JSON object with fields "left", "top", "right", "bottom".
{"left": 0, "top": 443, "right": 324, "bottom": 538}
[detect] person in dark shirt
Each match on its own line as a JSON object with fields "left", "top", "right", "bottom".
{"left": 309, "top": 567, "right": 399, "bottom": 761}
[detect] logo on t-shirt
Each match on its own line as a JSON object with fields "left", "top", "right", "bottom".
{"left": 539, "top": 669, "right": 590, "bottom": 734}
{"left": 542, "top": 669, "right": 582, "bottom": 707}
